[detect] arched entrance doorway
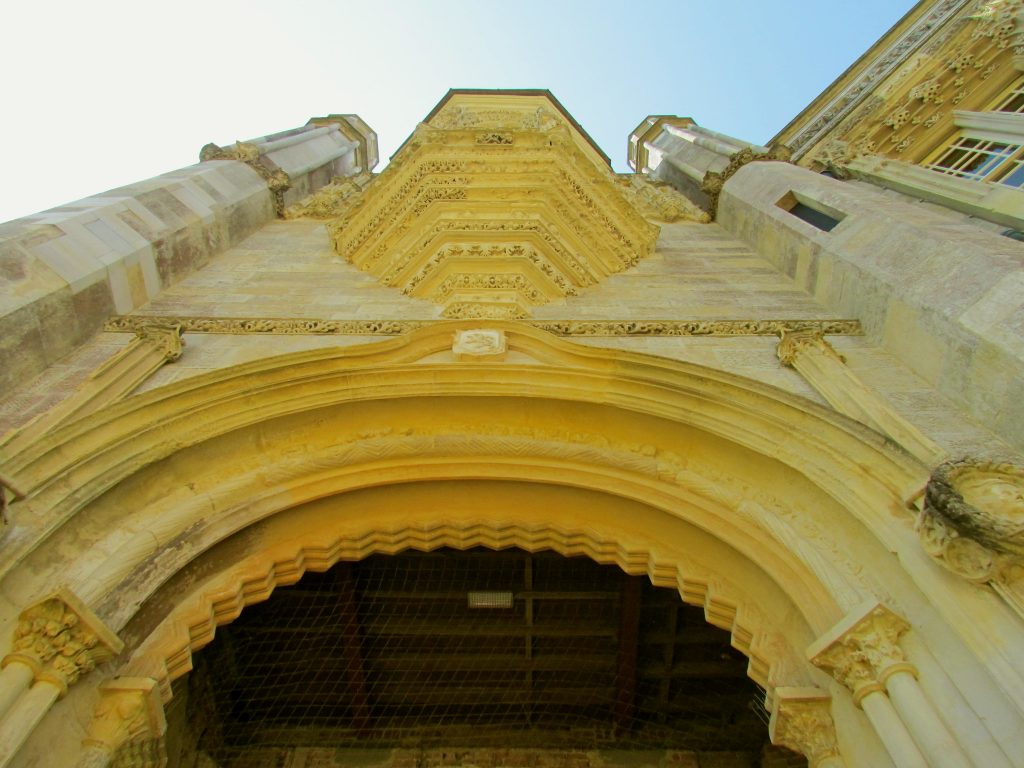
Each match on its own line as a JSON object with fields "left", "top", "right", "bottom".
{"left": 170, "top": 546, "right": 807, "bottom": 767}
{"left": 2, "top": 323, "right": 1010, "bottom": 768}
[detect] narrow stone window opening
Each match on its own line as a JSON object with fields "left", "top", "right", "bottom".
{"left": 776, "top": 191, "right": 845, "bottom": 232}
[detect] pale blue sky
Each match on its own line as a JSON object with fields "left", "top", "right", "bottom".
{"left": 1, "top": 0, "right": 917, "bottom": 223}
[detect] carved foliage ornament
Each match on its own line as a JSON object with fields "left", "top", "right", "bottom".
{"left": 701, "top": 145, "right": 792, "bottom": 216}
{"left": 809, "top": 603, "right": 912, "bottom": 705}
{"left": 919, "top": 459, "right": 1024, "bottom": 592}
{"left": 2, "top": 592, "right": 123, "bottom": 694}
{"left": 284, "top": 172, "right": 373, "bottom": 220}
{"left": 770, "top": 689, "right": 841, "bottom": 767}
{"left": 104, "top": 315, "right": 864, "bottom": 338}
{"left": 324, "top": 93, "right": 659, "bottom": 318}
{"left": 200, "top": 141, "right": 292, "bottom": 216}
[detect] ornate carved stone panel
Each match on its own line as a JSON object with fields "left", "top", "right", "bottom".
{"left": 920, "top": 459, "right": 1024, "bottom": 617}
{"left": 326, "top": 92, "right": 660, "bottom": 319}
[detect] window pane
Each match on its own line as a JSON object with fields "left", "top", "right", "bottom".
{"left": 998, "top": 162, "right": 1024, "bottom": 187}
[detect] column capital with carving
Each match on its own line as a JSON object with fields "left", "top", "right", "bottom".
{"left": 1, "top": 589, "right": 123, "bottom": 696}
{"left": 776, "top": 330, "right": 842, "bottom": 367}
{"left": 808, "top": 601, "right": 914, "bottom": 703}
{"left": 769, "top": 687, "right": 843, "bottom": 767}
{"left": 134, "top": 324, "right": 184, "bottom": 363}
{"left": 83, "top": 677, "right": 166, "bottom": 754}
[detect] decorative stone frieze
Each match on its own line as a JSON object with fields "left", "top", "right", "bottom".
{"left": 326, "top": 91, "right": 659, "bottom": 318}
{"left": 920, "top": 459, "right": 1024, "bottom": 617}
{"left": 701, "top": 144, "right": 792, "bottom": 217}
{"left": 769, "top": 688, "right": 843, "bottom": 768}
{"left": 2, "top": 590, "right": 123, "bottom": 695}
{"left": 615, "top": 174, "right": 711, "bottom": 222}
{"left": 787, "top": 0, "right": 1024, "bottom": 170}
{"left": 104, "top": 315, "right": 863, "bottom": 338}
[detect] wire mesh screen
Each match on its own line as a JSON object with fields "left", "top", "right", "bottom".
{"left": 173, "top": 548, "right": 799, "bottom": 766}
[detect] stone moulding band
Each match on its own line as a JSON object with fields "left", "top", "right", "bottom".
{"left": 104, "top": 316, "right": 863, "bottom": 337}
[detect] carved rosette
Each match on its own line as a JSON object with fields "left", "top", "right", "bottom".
{"left": 809, "top": 603, "right": 913, "bottom": 705}
{"left": 1, "top": 591, "right": 123, "bottom": 695}
{"left": 919, "top": 459, "right": 1024, "bottom": 615}
{"left": 769, "top": 688, "right": 842, "bottom": 767}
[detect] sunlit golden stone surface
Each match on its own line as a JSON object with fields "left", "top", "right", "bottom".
{"left": 327, "top": 91, "right": 659, "bottom": 318}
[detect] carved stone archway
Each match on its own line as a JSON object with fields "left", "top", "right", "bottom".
{"left": 2, "top": 322, "right": 1011, "bottom": 768}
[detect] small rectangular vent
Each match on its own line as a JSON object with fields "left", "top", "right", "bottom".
{"left": 777, "top": 191, "right": 845, "bottom": 232}
{"left": 467, "top": 590, "right": 514, "bottom": 609}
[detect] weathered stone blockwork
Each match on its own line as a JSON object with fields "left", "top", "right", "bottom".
{"left": 718, "top": 160, "right": 1024, "bottom": 451}
{"left": 0, "top": 160, "right": 274, "bottom": 395}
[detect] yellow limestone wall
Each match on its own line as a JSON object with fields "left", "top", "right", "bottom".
{"left": 0, "top": 93, "right": 1022, "bottom": 768}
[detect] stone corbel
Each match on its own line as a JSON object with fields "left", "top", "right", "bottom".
{"left": 200, "top": 141, "right": 292, "bottom": 216}
{"left": 79, "top": 678, "right": 166, "bottom": 768}
{"left": 919, "top": 459, "right": 1024, "bottom": 619}
{"left": 0, "top": 325, "right": 184, "bottom": 487}
{"left": 768, "top": 687, "right": 844, "bottom": 767}
{"left": 776, "top": 331, "right": 946, "bottom": 468}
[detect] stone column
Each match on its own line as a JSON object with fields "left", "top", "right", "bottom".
{"left": 768, "top": 687, "right": 845, "bottom": 767}
{"left": 200, "top": 114, "right": 377, "bottom": 215}
{"left": 809, "top": 602, "right": 974, "bottom": 768}
{"left": 0, "top": 590, "right": 122, "bottom": 768}
{"left": 628, "top": 114, "right": 788, "bottom": 216}
{"left": 776, "top": 331, "right": 946, "bottom": 467}
{"left": 0, "top": 325, "right": 184, "bottom": 479}
{"left": 77, "top": 678, "right": 166, "bottom": 768}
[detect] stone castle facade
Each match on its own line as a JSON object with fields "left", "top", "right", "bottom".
{"left": 1, "top": 2, "right": 1023, "bottom": 766}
